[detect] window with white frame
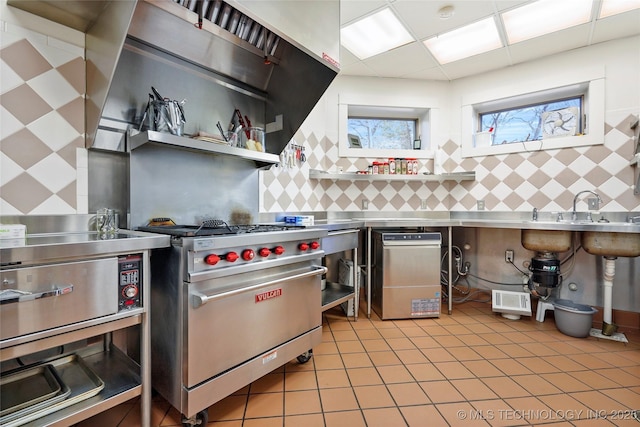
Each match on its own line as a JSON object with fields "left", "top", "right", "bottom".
{"left": 339, "top": 104, "right": 433, "bottom": 158}
{"left": 460, "top": 68, "right": 604, "bottom": 158}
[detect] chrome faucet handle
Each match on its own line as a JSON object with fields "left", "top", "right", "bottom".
{"left": 586, "top": 211, "right": 593, "bottom": 221}
{"left": 532, "top": 207, "right": 538, "bottom": 221}
{"left": 557, "top": 212, "right": 564, "bottom": 222}
{"left": 628, "top": 215, "right": 640, "bottom": 224}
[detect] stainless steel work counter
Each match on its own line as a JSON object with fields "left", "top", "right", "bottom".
{"left": 0, "top": 230, "right": 170, "bottom": 265}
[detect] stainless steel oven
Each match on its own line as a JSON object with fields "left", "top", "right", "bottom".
{"left": 140, "top": 223, "right": 327, "bottom": 425}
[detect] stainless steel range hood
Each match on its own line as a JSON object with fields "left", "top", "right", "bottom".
{"left": 8, "top": 0, "right": 339, "bottom": 156}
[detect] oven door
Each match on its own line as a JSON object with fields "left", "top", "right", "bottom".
{"left": 1, "top": 258, "right": 119, "bottom": 342}
{"left": 184, "top": 261, "right": 325, "bottom": 388}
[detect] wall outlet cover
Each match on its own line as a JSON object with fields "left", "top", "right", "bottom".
{"left": 477, "top": 200, "right": 485, "bottom": 210}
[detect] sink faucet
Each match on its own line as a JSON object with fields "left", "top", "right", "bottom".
{"left": 572, "top": 190, "right": 602, "bottom": 221}
{"left": 532, "top": 207, "right": 538, "bottom": 221}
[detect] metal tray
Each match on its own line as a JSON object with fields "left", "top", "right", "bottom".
{"left": 0, "top": 354, "right": 104, "bottom": 427}
{"left": 0, "top": 364, "right": 70, "bottom": 420}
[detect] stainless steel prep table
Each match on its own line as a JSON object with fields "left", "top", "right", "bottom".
{"left": 0, "top": 224, "right": 169, "bottom": 427}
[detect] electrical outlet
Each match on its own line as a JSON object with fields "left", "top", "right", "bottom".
{"left": 505, "top": 249, "right": 514, "bottom": 263}
{"left": 587, "top": 198, "right": 599, "bottom": 210}
{"left": 477, "top": 200, "right": 485, "bottom": 210}
{"left": 420, "top": 199, "right": 427, "bottom": 210}
{"left": 362, "top": 199, "right": 369, "bottom": 210}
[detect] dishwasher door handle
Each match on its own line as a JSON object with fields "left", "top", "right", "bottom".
{"left": 192, "top": 265, "right": 328, "bottom": 308}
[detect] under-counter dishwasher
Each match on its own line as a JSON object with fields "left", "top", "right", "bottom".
{"left": 371, "top": 231, "right": 441, "bottom": 320}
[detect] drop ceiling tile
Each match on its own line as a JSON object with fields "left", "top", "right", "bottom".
{"left": 365, "top": 42, "right": 438, "bottom": 78}
{"left": 0, "top": 172, "right": 53, "bottom": 213}
{"left": 28, "top": 69, "right": 80, "bottom": 109}
{"left": 507, "top": 24, "right": 591, "bottom": 64}
{"left": 1, "top": 128, "right": 53, "bottom": 169}
{"left": 439, "top": 48, "right": 512, "bottom": 80}
{"left": 27, "top": 153, "right": 76, "bottom": 193}
{"left": 0, "top": 39, "right": 52, "bottom": 81}
{"left": 1, "top": 83, "right": 52, "bottom": 125}
{"left": 28, "top": 110, "right": 82, "bottom": 151}
{"left": 591, "top": 10, "right": 640, "bottom": 44}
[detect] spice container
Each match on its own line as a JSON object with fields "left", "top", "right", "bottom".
{"left": 389, "top": 158, "right": 396, "bottom": 174}
{"left": 372, "top": 162, "right": 379, "bottom": 174}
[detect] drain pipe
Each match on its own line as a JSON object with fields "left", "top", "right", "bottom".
{"left": 602, "top": 256, "right": 617, "bottom": 335}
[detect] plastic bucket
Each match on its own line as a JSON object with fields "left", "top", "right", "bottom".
{"left": 552, "top": 299, "right": 598, "bottom": 338}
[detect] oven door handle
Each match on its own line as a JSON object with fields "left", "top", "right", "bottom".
{"left": 191, "top": 265, "right": 328, "bottom": 308}
{"left": 0, "top": 284, "right": 74, "bottom": 305}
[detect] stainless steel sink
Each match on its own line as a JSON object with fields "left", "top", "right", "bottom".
{"left": 521, "top": 229, "right": 572, "bottom": 253}
{"left": 581, "top": 231, "right": 640, "bottom": 257}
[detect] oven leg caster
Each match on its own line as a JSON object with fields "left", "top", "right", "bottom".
{"left": 182, "top": 410, "right": 208, "bottom": 427}
{"left": 297, "top": 349, "right": 313, "bottom": 363}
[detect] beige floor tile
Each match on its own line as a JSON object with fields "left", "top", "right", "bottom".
{"left": 324, "top": 410, "right": 366, "bottom": 427}
{"left": 368, "top": 350, "right": 401, "bottom": 366}
{"left": 566, "top": 370, "right": 620, "bottom": 389}
{"left": 243, "top": 417, "right": 282, "bottom": 427}
{"left": 208, "top": 394, "right": 247, "bottom": 421}
{"left": 539, "top": 372, "right": 591, "bottom": 393}
{"left": 319, "top": 387, "right": 359, "bottom": 412}
{"left": 284, "top": 370, "right": 317, "bottom": 391}
{"left": 283, "top": 390, "right": 321, "bottom": 415}
{"left": 400, "top": 404, "right": 449, "bottom": 426}
{"left": 362, "top": 407, "right": 408, "bottom": 427}
{"left": 336, "top": 340, "right": 366, "bottom": 353}
{"left": 436, "top": 401, "right": 492, "bottom": 427}
{"left": 420, "top": 380, "right": 465, "bottom": 403}
{"left": 377, "top": 364, "right": 414, "bottom": 384}
{"left": 332, "top": 329, "right": 358, "bottom": 341}
{"left": 451, "top": 378, "right": 499, "bottom": 401}
{"left": 447, "top": 346, "right": 484, "bottom": 361}
{"left": 470, "top": 398, "right": 523, "bottom": 426}
{"left": 284, "top": 413, "right": 324, "bottom": 427}
{"left": 313, "top": 353, "right": 344, "bottom": 370}
{"left": 387, "top": 382, "right": 431, "bottom": 406}
{"left": 353, "top": 384, "right": 396, "bottom": 408}
{"left": 340, "top": 352, "right": 373, "bottom": 368}
{"left": 481, "top": 377, "right": 530, "bottom": 398}
{"left": 316, "top": 368, "right": 350, "bottom": 389}
{"left": 424, "top": 347, "right": 456, "bottom": 362}
{"left": 395, "top": 349, "right": 429, "bottom": 364}
{"left": 250, "top": 372, "right": 284, "bottom": 393}
{"left": 463, "top": 360, "right": 506, "bottom": 378}
{"left": 407, "top": 363, "right": 446, "bottom": 381}
{"left": 347, "top": 366, "right": 383, "bottom": 386}
{"left": 434, "top": 361, "right": 476, "bottom": 379}
{"left": 244, "top": 392, "right": 284, "bottom": 418}
{"left": 489, "top": 358, "right": 533, "bottom": 376}
{"left": 361, "top": 338, "right": 392, "bottom": 352}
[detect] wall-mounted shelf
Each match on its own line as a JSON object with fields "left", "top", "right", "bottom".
{"left": 309, "top": 169, "right": 475, "bottom": 183}
{"left": 129, "top": 131, "right": 280, "bottom": 169}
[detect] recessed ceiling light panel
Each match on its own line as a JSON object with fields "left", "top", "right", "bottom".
{"left": 423, "top": 17, "right": 502, "bottom": 64}
{"left": 599, "top": 0, "right": 640, "bottom": 18}
{"left": 502, "top": 0, "right": 594, "bottom": 44}
{"left": 341, "top": 8, "right": 414, "bottom": 60}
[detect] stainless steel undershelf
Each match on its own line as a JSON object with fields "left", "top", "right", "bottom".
{"left": 16, "top": 348, "right": 141, "bottom": 427}
{"left": 322, "top": 282, "right": 355, "bottom": 312}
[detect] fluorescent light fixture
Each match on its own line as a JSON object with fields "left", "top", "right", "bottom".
{"left": 423, "top": 18, "right": 502, "bottom": 65}
{"left": 341, "top": 8, "right": 414, "bottom": 60}
{"left": 502, "top": 0, "right": 593, "bottom": 44}
{"left": 599, "top": 0, "right": 640, "bottom": 18}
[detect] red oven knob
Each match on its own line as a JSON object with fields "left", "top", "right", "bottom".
{"left": 273, "top": 246, "right": 285, "bottom": 255}
{"left": 258, "top": 248, "right": 271, "bottom": 257}
{"left": 242, "top": 249, "right": 255, "bottom": 261}
{"left": 310, "top": 241, "right": 320, "bottom": 250}
{"left": 204, "top": 254, "right": 220, "bottom": 265}
{"left": 226, "top": 252, "right": 239, "bottom": 262}
{"left": 298, "top": 242, "right": 309, "bottom": 251}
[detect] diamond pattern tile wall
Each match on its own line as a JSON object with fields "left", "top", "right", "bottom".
{"left": 1, "top": 26, "right": 85, "bottom": 214}
{"left": 261, "top": 114, "right": 640, "bottom": 213}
